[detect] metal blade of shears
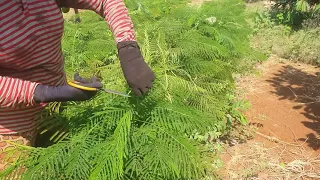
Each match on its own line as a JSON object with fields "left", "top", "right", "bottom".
{"left": 67, "top": 80, "right": 130, "bottom": 97}
{"left": 100, "top": 88, "right": 131, "bottom": 97}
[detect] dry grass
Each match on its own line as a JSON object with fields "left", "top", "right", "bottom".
{"left": 218, "top": 140, "right": 320, "bottom": 180}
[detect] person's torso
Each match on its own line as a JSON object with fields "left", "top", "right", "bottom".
{"left": 0, "top": 0, "right": 66, "bottom": 134}
{"left": 0, "top": 0, "right": 66, "bottom": 86}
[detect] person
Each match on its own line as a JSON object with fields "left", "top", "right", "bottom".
{"left": 0, "top": 0, "right": 155, "bottom": 171}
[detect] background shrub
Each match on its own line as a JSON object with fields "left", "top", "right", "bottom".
{"left": 248, "top": 0, "right": 320, "bottom": 65}
{"left": 270, "top": 0, "right": 320, "bottom": 27}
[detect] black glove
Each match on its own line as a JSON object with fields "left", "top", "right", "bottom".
{"left": 34, "top": 73, "right": 102, "bottom": 103}
{"left": 117, "top": 41, "right": 155, "bottom": 96}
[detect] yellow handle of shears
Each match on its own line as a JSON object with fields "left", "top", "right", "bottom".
{"left": 68, "top": 80, "right": 131, "bottom": 97}
{"left": 67, "top": 81, "right": 98, "bottom": 91}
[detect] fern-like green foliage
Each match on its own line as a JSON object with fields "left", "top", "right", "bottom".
{"left": 0, "top": 0, "right": 261, "bottom": 179}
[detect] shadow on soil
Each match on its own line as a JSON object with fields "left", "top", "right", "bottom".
{"left": 266, "top": 65, "right": 320, "bottom": 150}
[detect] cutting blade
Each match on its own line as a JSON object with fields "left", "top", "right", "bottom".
{"left": 100, "top": 88, "right": 131, "bottom": 97}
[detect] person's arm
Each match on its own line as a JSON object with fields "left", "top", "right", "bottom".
{"left": 56, "top": 0, "right": 136, "bottom": 43}
{"left": 0, "top": 74, "right": 102, "bottom": 108}
{"left": 56, "top": 0, "right": 156, "bottom": 96}
{"left": 0, "top": 76, "right": 38, "bottom": 108}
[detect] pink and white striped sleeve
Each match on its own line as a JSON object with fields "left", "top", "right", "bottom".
{"left": 56, "top": 0, "right": 136, "bottom": 43}
{"left": 0, "top": 76, "right": 38, "bottom": 108}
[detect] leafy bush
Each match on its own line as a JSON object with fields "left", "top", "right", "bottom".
{"left": 0, "top": 0, "right": 262, "bottom": 179}
{"left": 270, "top": 0, "right": 320, "bottom": 27}
{"left": 248, "top": 1, "right": 320, "bottom": 64}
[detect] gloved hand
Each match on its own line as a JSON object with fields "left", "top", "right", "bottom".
{"left": 117, "top": 41, "right": 155, "bottom": 96}
{"left": 33, "top": 73, "right": 102, "bottom": 103}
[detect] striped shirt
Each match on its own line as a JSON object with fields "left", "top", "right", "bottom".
{"left": 0, "top": 0, "right": 136, "bottom": 134}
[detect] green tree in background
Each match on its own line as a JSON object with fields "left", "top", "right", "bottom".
{"left": 271, "top": 0, "right": 320, "bottom": 27}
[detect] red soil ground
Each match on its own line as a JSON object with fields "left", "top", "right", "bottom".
{"left": 219, "top": 55, "right": 319, "bottom": 179}
{"left": 242, "top": 56, "right": 319, "bottom": 154}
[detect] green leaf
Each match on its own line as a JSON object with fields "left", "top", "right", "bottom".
{"left": 295, "top": 0, "right": 310, "bottom": 12}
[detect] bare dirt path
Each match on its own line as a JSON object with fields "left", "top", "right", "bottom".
{"left": 240, "top": 55, "right": 319, "bottom": 152}
{"left": 218, "top": 55, "right": 320, "bottom": 179}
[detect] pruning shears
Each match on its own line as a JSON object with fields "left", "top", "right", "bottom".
{"left": 67, "top": 81, "right": 131, "bottom": 98}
